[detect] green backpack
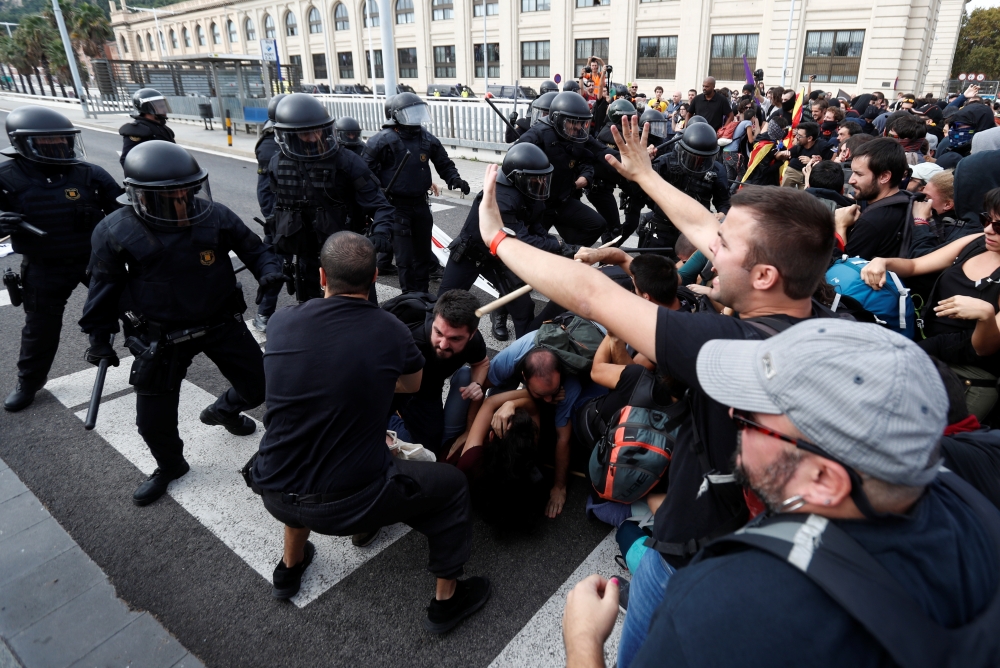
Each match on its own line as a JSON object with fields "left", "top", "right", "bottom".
{"left": 533, "top": 313, "right": 605, "bottom": 376}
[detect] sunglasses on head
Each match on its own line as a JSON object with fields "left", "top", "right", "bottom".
{"left": 980, "top": 212, "right": 1000, "bottom": 233}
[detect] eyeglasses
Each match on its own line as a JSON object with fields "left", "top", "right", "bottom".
{"left": 979, "top": 212, "right": 1000, "bottom": 234}
{"left": 730, "top": 409, "right": 834, "bottom": 462}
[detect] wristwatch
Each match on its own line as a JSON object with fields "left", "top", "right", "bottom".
{"left": 489, "top": 227, "right": 517, "bottom": 256}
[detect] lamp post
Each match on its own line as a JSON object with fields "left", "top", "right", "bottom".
{"left": 50, "top": 0, "right": 91, "bottom": 117}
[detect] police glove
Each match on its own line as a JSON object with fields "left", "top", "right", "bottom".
{"left": 451, "top": 179, "right": 471, "bottom": 196}
{"left": 255, "top": 272, "right": 288, "bottom": 305}
{"left": 508, "top": 112, "right": 518, "bottom": 124}
{"left": 559, "top": 242, "right": 581, "bottom": 259}
{"left": 370, "top": 233, "right": 393, "bottom": 255}
{"left": 0, "top": 211, "right": 23, "bottom": 236}
{"left": 85, "top": 334, "right": 120, "bottom": 368}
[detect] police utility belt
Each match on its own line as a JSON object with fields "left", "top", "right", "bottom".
{"left": 386, "top": 192, "right": 429, "bottom": 207}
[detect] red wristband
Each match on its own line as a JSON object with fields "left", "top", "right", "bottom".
{"left": 489, "top": 229, "right": 509, "bottom": 256}
{"left": 834, "top": 233, "right": 846, "bottom": 252}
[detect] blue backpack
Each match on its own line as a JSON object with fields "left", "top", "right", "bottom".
{"left": 826, "top": 256, "right": 915, "bottom": 338}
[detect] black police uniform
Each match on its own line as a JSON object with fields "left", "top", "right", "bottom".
{"left": 268, "top": 145, "right": 393, "bottom": 301}
{"left": 439, "top": 184, "right": 562, "bottom": 339}
{"left": 638, "top": 151, "right": 731, "bottom": 253}
{"left": 1, "top": 150, "right": 122, "bottom": 404}
{"left": 118, "top": 116, "right": 175, "bottom": 167}
{"left": 364, "top": 127, "right": 464, "bottom": 293}
{"left": 596, "top": 120, "right": 644, "bottom": 244}
{"left": 80, "top": 199, "right": 282, "bottom": 476}
{"left": 514, "top": 122, "right": 611, "bottom": 247}
{"left": 254, "top": 127, "right": 284, "bottom": 320}
{"left": 505, "top": 115, "right": 530, "bottom": 143}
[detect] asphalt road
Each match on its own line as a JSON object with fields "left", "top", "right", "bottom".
{"left": 0, "top": 122, "right": 624, "bottom": 667}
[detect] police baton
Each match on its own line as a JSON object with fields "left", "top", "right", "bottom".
{"left": 19, "top": 221, "right": 47, "bottom": 237}
{"left": 84, "top": 333, "right": 116, "bottom": 431}
{"left": 483, "top": 94, "right": 519, "bottom": 136}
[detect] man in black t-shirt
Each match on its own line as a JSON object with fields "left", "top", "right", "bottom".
{"left": 776, "top": 122, "right": 834, "bottom": 189}
{"left": 837, "top": 138, "right": 912, "bottom": 260}
{"left": 689, "top": 77, "right": 732, "bottom": 131}
{"left": 252, "top": 232, "right": 490, "bottom": 633}
{"left": 475, "top": 115, "right": 836, "bottom": 667}
{"left": 393, "top": 290, "right": 490, "bottom": 456}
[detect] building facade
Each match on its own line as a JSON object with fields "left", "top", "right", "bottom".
{"left": 108, "top": 0, "right": 966, "bottom": 97}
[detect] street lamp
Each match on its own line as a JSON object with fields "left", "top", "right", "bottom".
{"left": 127, "top": 4, "right": 175, "bottom": 61}
{"left": 50, "top": 0, "right": 91, "bottom": 117}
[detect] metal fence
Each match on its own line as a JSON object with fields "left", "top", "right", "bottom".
{"left": 942, "top": 79, "right": 999, "bottom": 100}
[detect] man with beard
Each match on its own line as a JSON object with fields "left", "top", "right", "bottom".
{"left": 835, "top": 138, "right": 912, "bottom": 260}
{"left": 472, "top": 116, "right": 840, "bottom": 668}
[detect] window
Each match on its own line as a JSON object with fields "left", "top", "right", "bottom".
{"left": 709, "top": 33, "right": 758, "bottom": 80}
{"left": 801, "top": 30, "right": 865, "bottom": 84}
{"left": 264, "top": 14, "right": 275, "bottom": 39}
{"left": 396, "top": 0, "right": 414, "bottom": 24}
{"left": 574, "top": 38, "right": 608, "bottom": 77}
{"left": 137, "top": 34, "right": 144, "bottom": 52}
{"left": 312, "top": 53, "right": 327, "bottom": 78}
{"left": 334, "top": 3, "right": 349, "bottom": 30}
{"left": 289, "top": 55, "right": 302, "bottom": 66}
{"left": 636, "top": 36, "right": 677, "bottom": 79}
{"left": 398, "top": 48, "right": 418, "bottom": 78}
{"left": 120, "top": 36, "right": 128, "bottom": 53}
{"left": 433, "top": 45, "right": 456, "bottom": 78}
{"left": 211, "top": 22, "right": 221, "bottom": 44}
{"left": 227, "top": 20, "right": 237, "bottom": 42}
{"left": 365, "top": 49, "right": 383, "bottom": 78}
{"left": 576, "top": 0, "right": 608, "bottom": 6}
{"left": 183, "top": 27, "right": 191, "bottom": 47}
{"left": 521, "top": 41, "right": 550, "bottom": 78}
{"left": 196, "top": 25, "right": 206, "bottom": 46}
{"left": 474, "top": 43, "right": 499, "bottom": 78}
{"left": 521, "top": 0, "right": 549, "bottom": 11}
{"left": 159, "top": 31, "right": 166, "bottom": 50}
{"left": 308, "top": 7, "right": 322, "bottom": 33}
{"left": 245, "top": 18, "right": 256, "bottom": 40}
{"left": 338, "top": 51, "right": 354, "bottom": 78}
{"left": 147, "top": 33, "right": 155, "bottom": 51}
{"left": 170, "top": 30, "right": 178, "bottom": 48}
{"left": 363, "top": 1, "right": 379, "bottom": 26}
{"left": 285, "top": 12, "right": 298, "bottom": 36}
{"left": 432, "top": 0, "right": 453, "bottom": 20}
{"left": 473, "top": 0, "right": 499, "bottom": 16}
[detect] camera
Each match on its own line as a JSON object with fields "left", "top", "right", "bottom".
{"left": 605, "top": 65, "right": 613, "bottom": 74}
{"left": 753, "top": 69, "right": 764, "bottom": 83}
{"left": 584, "top": 66, "right": 592, "bottom": 74}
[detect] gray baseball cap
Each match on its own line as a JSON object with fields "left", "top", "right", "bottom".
{"left": 696, "top": 319, "right": 946, "bottom": 487}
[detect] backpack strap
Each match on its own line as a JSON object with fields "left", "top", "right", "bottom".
{"left": 864, "top": 191, "right": 915, "bottom": 258}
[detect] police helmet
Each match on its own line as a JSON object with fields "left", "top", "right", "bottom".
{"left": 638, "top": 108, "right": 668, "bottom": 139}
{"left": 548, "top": 92, "right": 592, "bottom": 143}
{"left": 131, "top": 88, "right": 170, "bottom": 121}
{"left": 385, "top": 92, "right": 432, "bottom": 129}
{"left": 608, "top": 98, "right": 637, "bottom": 129}
{"left": 497, "top": 143, "right": 554, "bottom": 201}
{"left": 675, "top": 122, "right": 719, "bottom": 175}
{"left": 334, "top": 116, "right": 363, "bottom": 147}
{"left": 562, "top": 80, "right": 581, "bottom": 93}
{"left": 5, "top": 106, "right": 85, "bottom": 165}
{"left": 529, "top": 92, "right": 558, "bottom": 127}
{"left": 539, "top": 80, "right": 559, "bottom": 94}
{"left": 266, "top": 94, "right": 287, "bottom": 122}
{"left": 122, "top": 141, "right": 213, "bottom": 228}
{"left": 686, "top": 114, "right": 708, "bottom": 127}
{"left": 273, "top": 93, "right": 338, "bottom": 161}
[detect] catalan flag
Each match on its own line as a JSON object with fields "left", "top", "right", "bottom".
{"left": 740, "top": 140, "right": 775, "bottom": 187}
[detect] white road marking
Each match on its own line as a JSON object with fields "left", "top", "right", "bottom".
{"left": 431, "top": 224, "right": 498, "bottom": 298}
{"left": 488, "top": 530, "right": 625, "bottom": 668}
{"left": 429, "top": 202, "right": 454, "bottom": 213}
{"left": 0, "top": 289, "right": 9, "bottom": 307}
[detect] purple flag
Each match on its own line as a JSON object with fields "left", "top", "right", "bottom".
{"left": 743, "top": 54, "right": 755, "bottom": 88}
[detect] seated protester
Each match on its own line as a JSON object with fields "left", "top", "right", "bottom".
{"left": 803, "top": 159, "right": 854, "bottom": 212}
{"left": 909, "top": 169, "right": 978, "bottom": 257}
{"left": 574, "top": 246, "right": 685, "bottom": 310}
{"left": 836, "top": 133, "right": 875, "bottom": 198}
{"left": 675, "top": 235, "right": 712, "bottom": 287}
{"left": 819, "top": 106, "right": 845, "bottom": 143}
{"left": 474, "top": 115, "right": 840, "bottom": 668}
{"left": 776, "top": 122, "right": 834, "bottom": 189}
{"left": 486, "top": 342, "right": 608, "bottom": 518}
{"left": 906, "top": 161, "right": 942, "bottom": 192}
{"left": 444, "top": 389, "right": 546, "bottom": 526}
{"left": 836, "top": 138, "right": 912, "bottom": 259}
{"left": 393, "top": 290, "right": 490, "bottom": 457}
{"left": 563, "top": 319, "right": 1000, "bottom": 668}
{"left": 833, "top": 119, "right": 863, "bottom": 158}
{"left": 251, "top": 231, "right": 490, "bottom": 633}
{"left": 889, "top": 113, "right": 928, "bottom": 164}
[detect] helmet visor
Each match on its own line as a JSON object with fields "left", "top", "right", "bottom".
{"left": 21, "top": 131, "right": 86, "bottom": 164}
{"left": 336, "top": 128, "right": 362, "bottom": 145}
{"left": 128, "top": 178, "right": 213, "bottom": 227}
{"left": 559, "top": 116, "right": 591, "bottom": 142}
{"left": 275, "top": 124, "right": 338, "bottom": 160}
{"left": 395, "top": 103, "right": 432, "bottom": 127}
{"left": 514, "top": 170, "right": 553, "bottom": 201}
{"left": 644, "top": 120, "right": 668, "bottom": 138}
{"left": 529, "top": 106, "right": 549, "bottom": 127}
{"left": 675, "top": 145, "right": 714, "bottom": 174}
{"left": 143, "top": 98, "right": 170, "bottom": 117}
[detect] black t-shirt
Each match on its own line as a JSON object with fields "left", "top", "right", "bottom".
{"left": 844, "top": 195, "right": 910, "bottom": 260}
{"left": 786, "top": 139, "right": 835, "bottom": 172}
{"left": 597, "top": 364, "right": 675, "bottom": 424}
{"left": 410, "top": 314, "right": 487, "bottom": 399}
{"left": 690, "top": 93, "right": 732, "bottom": 131}
{"left": 652, "top": 307, "right": 806, "bottom": 567}
{"left": 253, "top": 296, "right": 424, "bottom": 494}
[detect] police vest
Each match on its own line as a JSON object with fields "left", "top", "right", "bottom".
{"left": 367, "top": 129, "right": 433, "bottom": 199}
{"left": 255, "top": 131, "right": 280, "bottom": 176}
{"left": 272, "top": 153, "right": 352, "bottom": 255}
{"left": 118, "top": 117, "right": 175, "bottom": 143}
{"left": 522, "top": 124, "right": 597, "bottom": 204}
{"left": 658, "top": 153, "right": 716, "bottom": 210}
{"left": 0, "top": 158, "right": 106, "bottom": 260}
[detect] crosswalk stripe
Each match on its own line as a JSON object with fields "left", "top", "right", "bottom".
{"left": 488, "top": 530, "right": 625, "bottom": 668}
{"left": 429, "top": 202, "right": 455, "bottom": 213}
{"left": 0, "top": 289, "right": 9, "bottom": 307}
{"left": 432, "top": 224, "right": 499, "bottom": 298}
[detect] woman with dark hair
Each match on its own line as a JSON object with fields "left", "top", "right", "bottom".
{"left": 672, "top": 103, "right": 691, "bottom": 132}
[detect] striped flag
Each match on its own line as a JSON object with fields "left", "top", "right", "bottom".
{"left": 740, "top": 140, "right": 775, "bottom": 187}
{"left": 779, "top": 88, "right": 806, "bottom": 181}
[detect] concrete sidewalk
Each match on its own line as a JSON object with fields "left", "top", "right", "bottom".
{"left": 0, "top": 94, "right": 494, "bottom": 202}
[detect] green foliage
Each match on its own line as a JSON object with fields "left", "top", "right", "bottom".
{"left": 951, "top": 7, "right": 1000, "bottom": 81}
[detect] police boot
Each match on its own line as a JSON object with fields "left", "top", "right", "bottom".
{"left": 200, "top": 405, "right": 257, "bottom": 436}
{"left": 4, "top": 381, "right": 39, "bottom": 412}
{"left": 133, "top": 462, "right": 190, "bottom": 506}
{"left": 490, "top": 310, "right": 509, "bottom": 341}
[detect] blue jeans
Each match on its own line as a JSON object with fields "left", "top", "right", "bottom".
{"left": 617, "top": 548, "right": 676, "bottom": 668}
{"left": 392, "top": 367, "right": 473, "bottom": 455}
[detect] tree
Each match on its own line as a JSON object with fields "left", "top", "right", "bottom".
{"left": 15, "top": 15, "right": 59, "bottom": 96}
{"left": 951, "top": 7, "right": 1000, "bottom": 81}
{"left": 70, "top": 1, "right": 111, "bottom": 59}
{"left": 0, "top": 36, "right": 32, "bottom": 93}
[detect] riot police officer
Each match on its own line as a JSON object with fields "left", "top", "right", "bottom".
{"left": 639, "top": 121, "right": 731, "bottom": 254}
{"left": 439, "top": 143, "right": 562, "bottom": 340}
{"left": 269, "top": 94, "right": 394, "bottom": 302}
{"left": 365, "top": 92, "right": 470, "bottom": 293}
{"left": 539, "top": 80, "right": 559, "bottom": 95}
{"left": 514, "top": 92, "right": 613, "bottom": 247}
{"left": 334, "top": 116, "right": 365, "bottom": 156}
{"left": 506, "top": 91, "right": 558, "bottom": 143}
{"left": 597, "top": 98, "right": 645, "bottom": 245}
{"left": 80, "top": 141, "right": 286, "bottom": 506}
{"left": 119, "top": 88, "right": 175, "bottom": 167}
{"left": 251, "top": 94, "right": 286, "bottom": 331}
{"left": 0, "top": 106, "right": 123, "bottom": 412}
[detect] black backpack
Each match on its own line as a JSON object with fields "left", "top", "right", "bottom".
{"left": 381, "top": 291, "right": 436, "bottom": 340}
{"left": 696, "top": 472, "right": 1000, "bottom": 668}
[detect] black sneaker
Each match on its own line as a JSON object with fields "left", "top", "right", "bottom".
{"left": 4, "top": 381, "right": 38, "bottom": 412}
{"left": 618, "top": 579, "right": 630, "bottom": 614}
{"left": 377, "top": 263, "right": 398, "bottom": 276}
{"left": 423, "top": 576, "right": 491, "bottom": 634}
{"left": 200, "top": 405, "right": 256, "bottom": 436}
{"left": 133, "top": 462, "right": 190, "bottom": 506}
{"left": 351, "top": 528, "right": 381, "bottom": 547}
{"left": 272, "top": 541, "right": 316, "bottom": 600}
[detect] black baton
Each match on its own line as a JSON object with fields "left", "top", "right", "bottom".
{"left": 484, "top": 96, "right": 519, "bottom": 135}
{"left": 84, "top": 333, "right": 116, "bottom": 431}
